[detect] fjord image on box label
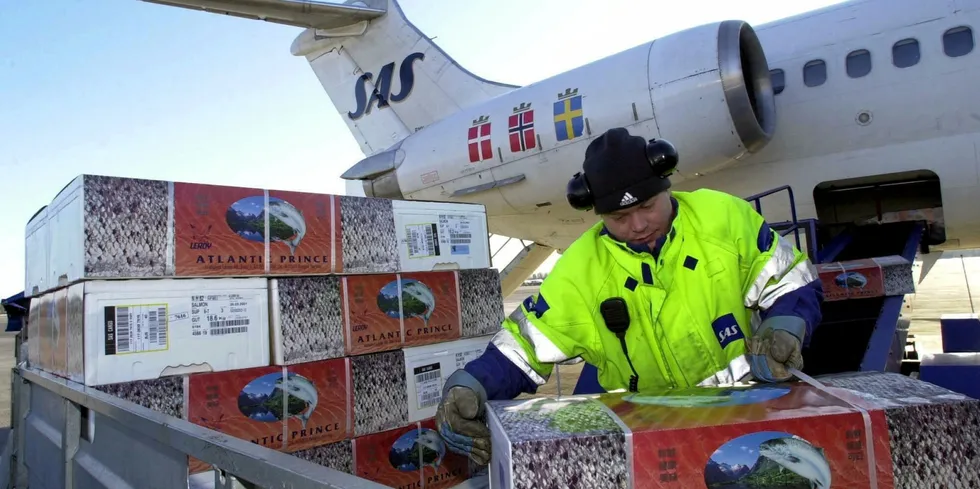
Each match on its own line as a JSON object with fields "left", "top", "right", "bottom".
{"left": 267, "top": 190, "right": 341, "bottom": 275}
{"left": 187, "top": 365, "right": 286, "bottom": 451}
{"left": 399, "top": 271, "right": 460, "bottom": 347}
{"left": 704, "top": 431, "right": 831, "bottom": 489}
{"left": 284, "top": 359, "right": 351, "bottom": 452}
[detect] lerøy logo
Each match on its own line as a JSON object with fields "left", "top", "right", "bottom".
{"left": 348, "top": 51, "right": 425, "bottom": 121}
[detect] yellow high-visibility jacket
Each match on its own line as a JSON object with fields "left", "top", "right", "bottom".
{"left": 459, "top": 188, "right": 823, "bottom": 398}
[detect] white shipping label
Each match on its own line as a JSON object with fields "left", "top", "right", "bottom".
{"left": 414, "top": 362, "right": 443, "bottom": 410}
{"left": 438, "top": 214, "right": 473, "bottom": 256}
{"left": 190, "top": 293, "right": 252, "bottom": 337}
{"left": 454, "top": 347, "right": 488, "bottom": 370}
{"left": 406, "top": 223, "right": 439, "bottom": 258}
{"left": 105, "top": 304, "right": 169, "bottom": 355}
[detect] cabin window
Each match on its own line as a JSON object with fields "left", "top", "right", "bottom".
{"left": 803, "top": 59, "right": 827, "bottom": 87}
{"left": 892, "top": 38, "right": 920, "bottom": 68}
{"left": 846, "top": 49, "right": 872, "bottom": 78}
{"left": 943, "top": 26, "right": 974, "bottom": 57}
{"left": 770, "top": 69, "right": 785, "bottom": 94}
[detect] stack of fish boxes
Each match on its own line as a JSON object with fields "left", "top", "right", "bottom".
{"left": 23, "top": 174, "right": 507, "bottom": 487}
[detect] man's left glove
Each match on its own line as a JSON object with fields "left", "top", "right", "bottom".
{"left": 746, "top": 316, "right": 806, "bottom": 382}
{"left": 435, "top": 369, "right": 492, "bottom": 466}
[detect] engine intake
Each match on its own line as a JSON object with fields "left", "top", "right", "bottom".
{"left": 646, "top": 19, "right": 776, "bottom": 177}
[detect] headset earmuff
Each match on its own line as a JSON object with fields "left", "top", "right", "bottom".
{"left": 565, "top": 171, "right": 594, "bottom": 211}
{"left": 646, "top": 138, "right": 679, "bottom": 178}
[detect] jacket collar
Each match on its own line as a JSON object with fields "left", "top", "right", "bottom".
{"left": 598, "top": 196, "right": 679, "bottom": 261}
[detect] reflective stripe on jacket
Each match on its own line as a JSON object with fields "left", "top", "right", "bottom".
{"left": 465, "top": 188, "right": 823, "bottom": 396}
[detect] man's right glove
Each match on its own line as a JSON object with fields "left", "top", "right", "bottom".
{"left": 435, "top": 370, "right": 492, "bottom": 466}
{"left": 746, "top": 315, "right": 806, "bottom": 383}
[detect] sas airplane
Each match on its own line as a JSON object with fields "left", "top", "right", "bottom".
{"left": 141, "top": 0, "right": 980, "bottom": 296}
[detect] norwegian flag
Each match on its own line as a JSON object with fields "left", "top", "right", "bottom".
{"left": 508, "top": 110, "right": 536, "bottom": 152}
{"left": 468, "top": 121, "right": 492, "bottom": 162}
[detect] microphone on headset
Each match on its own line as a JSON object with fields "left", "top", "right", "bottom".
{"left": 600, "top": 297, "right": 639, "bottom": 392}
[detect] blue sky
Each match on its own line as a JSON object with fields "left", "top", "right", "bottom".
{"left": 0, "top": 0, "right": 846, "bottom": 298}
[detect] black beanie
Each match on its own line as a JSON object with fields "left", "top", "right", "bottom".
{"left": 583, "top": 127, "right": 671, "bottom": 214}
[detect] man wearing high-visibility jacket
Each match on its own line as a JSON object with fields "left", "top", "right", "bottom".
{"left": 436, "top": 127, "right": 824, "bottom": 465}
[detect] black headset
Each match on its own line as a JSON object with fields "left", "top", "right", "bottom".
{"left": 565, "top": 138, "right": 679, "bottom": 211}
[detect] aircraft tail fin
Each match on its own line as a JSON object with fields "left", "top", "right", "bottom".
{"left": 289, "top": 0, "right": 520, "bottom": 155}
{"left": 140, "top": 0, "right": 519, "bottom": 155}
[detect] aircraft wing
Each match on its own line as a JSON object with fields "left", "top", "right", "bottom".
{"left": 140, "top": 0, "right": 386, "bottom": 30}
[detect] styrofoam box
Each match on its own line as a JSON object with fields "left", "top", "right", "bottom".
{"left": 24, "top": 205, "right": 49, "bottom": 296}
{"left": 70, "top": 277, "right": 270, "bottom": 386}
{"left": 402, "top": 334, "right": 493, "bottom": 423}
{"left": 391, "top": 199, "right": 490, "bottom": 272}
{"left": 24, "top": 174, "right": 492, "bottom": 298}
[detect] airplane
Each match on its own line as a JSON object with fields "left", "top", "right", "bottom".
{"left": 140, "top": 0, "right": 980, "bottom": 296}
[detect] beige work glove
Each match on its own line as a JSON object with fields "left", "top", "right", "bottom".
{"left": 746, "top": 316, "right": 805, "bottom": 382}
{"left": 435, "top": 373, "right": 492, "bottom": 466}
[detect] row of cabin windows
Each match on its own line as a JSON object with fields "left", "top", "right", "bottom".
{"left": 770, "top": 25, "right": 975, "bottom": 94}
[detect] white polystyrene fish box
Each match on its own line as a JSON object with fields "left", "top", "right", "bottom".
{"left": 391, "top": 199, "right": 491, "bottom": 273}
{"left": 62, "top": 277, "right": 270, "bottom": 386}
{"left": 24, "top": 205, "right": 50, "bottom": 297}
{"left": 25, "top": 174, "right": 492, "bottom": 298}
{"left": 402, "top": 334, "right": 493, "bottom": 423}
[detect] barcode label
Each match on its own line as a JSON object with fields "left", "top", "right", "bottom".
{"left": 191, "top": 294, "right": 253, "bottom": 338}
{"left": 211, "top": 326, "right": 249, "bottom": 336}
{"left": 419, "top": 391, "right": 442, "bottom": 408}
{"left": 109, "top": 304, "right": 170, "bottom": 355}
{"left": 415, "top": 370, "right": 441, "bottom": 383}
{"left": 414, "top": 362, "right": 443, "bottom": 410}
{"left": 406, "top": 224, "right": 439, "bottom": 258}
{"left": 438, "top": 214, "right": 473, "bottom": 255}
{"left": 210, "top": 319, "right": 249, "bottom": 329}
{"left": 116, "top": 307, "right": 131, "bottom": 353}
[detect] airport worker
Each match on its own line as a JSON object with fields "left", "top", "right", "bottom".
{"left": 436, "top": 127, "right": 825, "bottom": 465}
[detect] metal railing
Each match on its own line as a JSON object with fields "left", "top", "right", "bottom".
{"left": 9, "top": 364, "right": 389, "bottom": 489}
{"left": 743, "top": 185, "right": 820, "bottom": 262}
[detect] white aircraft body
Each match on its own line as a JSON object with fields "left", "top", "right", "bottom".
{"left": 141, "top": 0, "right": 980, "bottom": 292}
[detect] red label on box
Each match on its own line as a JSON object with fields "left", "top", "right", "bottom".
{"left": 266, "top": 190, "right": 342, "bottom": 275}
{"left": 400, "top": 271, "right": 461, "bottom": 348}
{"left": 173, "top": 183, "right": 267, "bottom": 276}
{"left": 816, "top": 259, "right": 884, "bottom": 301}
{"left": 354, "top": 419, "right": 470, "bottom": 489}
{"left": 342, "top": 274, "right": 403, "bottom": 355}
{"left": 186, "top": 360, "right": 353, "bottom": 473}
{"left": 187, "top": 365, "right": 287, "bottom": 451}
{"left": 597, "top": 384, "right": 895, "bottom": 488}
{"left": 283, "top": 359, "right": 352, "bottom": 452}
{"left": 186, "top": 365, "right": 286, "bottom": 474}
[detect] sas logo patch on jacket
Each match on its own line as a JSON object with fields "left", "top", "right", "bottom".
{"left": 522, "top": 294, "right": 550, "bottom": 318}
{"left": 712, "top": 313, "right": 745, "bottom": 349}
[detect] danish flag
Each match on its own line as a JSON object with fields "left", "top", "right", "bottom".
{"left": 508, "top": 110, "right": 536, "bottom": 152}
{"left": 468, "top": 120, "right": 492, "bottom": 163}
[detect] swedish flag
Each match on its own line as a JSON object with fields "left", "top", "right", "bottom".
{"left": 553, "top": 95, "right": 584, "bottom": 141}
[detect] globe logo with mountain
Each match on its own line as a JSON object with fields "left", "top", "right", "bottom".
{"left": 225, "top": 196, "right": 308, "bottom": 256}
{"left": 376, "top": 278, "right": 437, "bottom": 326}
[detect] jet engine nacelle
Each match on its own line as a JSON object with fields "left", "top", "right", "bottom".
{"left": 343, "top": 20, "right": 776, "bottom": 211}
